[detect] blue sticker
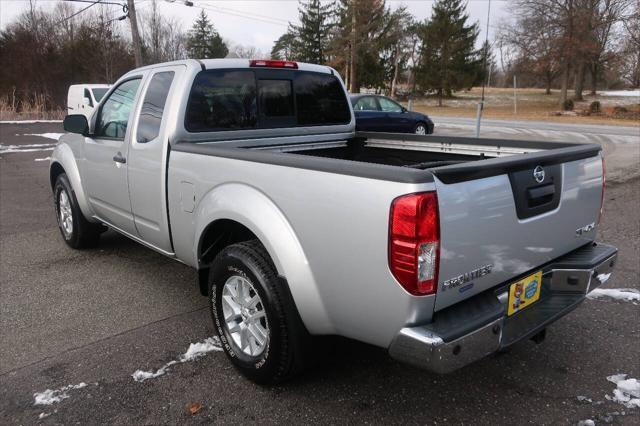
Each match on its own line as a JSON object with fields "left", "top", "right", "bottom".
{"left": 525, "top": 280, "right": 538, "bottom": 298}
{"left": 459, "top": 283, "right": 474, "bottom": 293}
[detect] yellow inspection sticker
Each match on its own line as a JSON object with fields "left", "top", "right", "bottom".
{"left": 507, "top": 270, "right": 542, "bottom": 316}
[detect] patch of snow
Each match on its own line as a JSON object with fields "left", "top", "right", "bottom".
{"left": 33, "top": 382, "right": 87, "bottom": 406}
{"left": 600, "top": 90, "right": 640, "bottom": 97}
{"left": 181, "top": 337, "right": 223, "bottom": 361}
{"left": 0, "top": 147, "right": 55, "bottom": 154}
{"left": 34, "top": 157, "right": 51, "bottom": 162}
{"left": 132, "top": 336, "right": 223, "bottom": 382}
{"left": 2, "top": 143, "right": 56, "bottom": 149}
{"left": 0, "top": 143, "right": 56, "bottom": 155}
{"left": 0, "top": 120, "right": 62, "bottom": 124}
{"left": 596, "top": 273, "right": 611, "bottom": 284}
{"left": 21, "top": 133, "right": 64, "bottom": 141}
{"left": 588, "top": 288, "right": 640, "bottom": 302}
{"left": 577, "top": 420, "right": 595, "bottom": 426}
{"left": 38, "top": 412, "right": 52, "bottom": 419}
{"left": 606, "top": 374, "right": 640, "bottom": 409}
{"left": 577, "top": 395, "right": 593, "bottom": 403}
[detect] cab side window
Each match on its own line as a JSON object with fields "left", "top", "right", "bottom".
{"left": 96, "top": 78, "right": 142, "bottom": 139}
{"left": 378, "top": 97, "right": 403, "bottom": 113}
{"left": 137, "top": 71, "right": 175, "bottom": 143}
{"left": 354, "top": 97, "right": 379, "bottom": 111}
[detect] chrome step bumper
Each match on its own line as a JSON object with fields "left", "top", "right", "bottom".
{"left": 388, "top": 242, "right": 617, "bottom": 374}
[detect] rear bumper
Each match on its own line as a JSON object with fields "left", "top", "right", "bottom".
{"left": 388, "top": 242, "right": 617, "bottom": 374}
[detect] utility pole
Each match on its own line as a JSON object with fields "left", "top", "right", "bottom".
{"left": 127, "top": 0, "right": 143, "bottom": 67}
{"left": 475, "top": 0, "right": 491, "bottom": 138}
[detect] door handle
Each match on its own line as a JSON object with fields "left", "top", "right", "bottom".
{"left": 113, "top": 152, "right": 126, "bottom": 164}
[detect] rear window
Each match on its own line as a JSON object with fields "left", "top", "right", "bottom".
{"left": 259, "top": 80, "right": 294, "bottom": 118}
{"left": 186, "top": 70, "right": 257, "bottom": 132}
{"left": 185, "top": 69, "right": 350, "bottom": 132}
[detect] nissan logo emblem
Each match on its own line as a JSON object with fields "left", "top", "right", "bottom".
{"left": 533, "top": 166, "right": 545, "bottom": 183}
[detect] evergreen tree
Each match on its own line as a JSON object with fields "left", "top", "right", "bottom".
{"left": 417, "top": 0, "right": 482, "bottom": 106}
{"left": 290, "top": 0, "right": 334, "bottom": 63}
{"left": 271, "top": 31, "right": 298, "bottom": 60}
{"left": 328, "top": 0, "right": 388, "bottom": 92}
{"left": 186, "top": 10, "right": 228, "bottom": 59}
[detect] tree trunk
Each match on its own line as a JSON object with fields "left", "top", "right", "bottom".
{"left": 390, "top": 44, "right": 401, "bottom": 97}
{"left": 344, "top": 58, "right": 350, "bottom": 91}
{"left": 349, "top": 3, "right": 358, "bottom": 93}
{"left": 590, "top": 63, "right": 597, "bottom": 95}
{"left": 559, "top": 0, "right": 574, "bottom": 108}
{"left": 437, "top": 88, "right": 443, "bottom": 107}
{"left": 559, "top": 61, "right": 570, "bottom": 108}
{"left": 573, "top": 60, "right": 585, "bottom": 101}
{"left": 545, "top": 73, "right": 552, "bottom": 95}
{"left": 409, "top": 38, "right": 418, "bottom": 95}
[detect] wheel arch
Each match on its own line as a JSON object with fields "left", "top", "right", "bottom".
{"left": 193, "top": 183, "right": 333, "bottom": 335}
{"left": 49, "top": 143, "right": 95, "bottom": 220}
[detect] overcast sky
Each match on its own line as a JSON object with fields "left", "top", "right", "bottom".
{"left": 0, "top": 0, "right": 510, "bottom": 54}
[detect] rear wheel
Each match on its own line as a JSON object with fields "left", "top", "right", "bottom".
{"left": 209, "top": 240, "right": 310, "bottom": 384}
{"left": 414, "top": 122, "right": 427, "bottom": 135}
{"left": 54, "top": 173, "right": 101, "bottom": 249}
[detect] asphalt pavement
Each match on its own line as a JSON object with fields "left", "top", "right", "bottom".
{"left": 0, "top": 121, "right": 638, "bottom": 425}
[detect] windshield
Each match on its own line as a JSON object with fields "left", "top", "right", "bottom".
{"left": 91, "top": 88, "right": 109, "bottom": 102}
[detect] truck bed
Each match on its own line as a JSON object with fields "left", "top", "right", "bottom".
{"left": 246, "top": 131, "right": 600, "bottom": 180}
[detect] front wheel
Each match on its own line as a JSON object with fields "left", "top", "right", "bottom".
{"left": 209, "top": 240, "right": 310, "bottom": 384}
{"left": 414, "top": 122, "right": 428, "bottom": 135}
{"left": 54, "top": 173, "right": 101, "bottom": 249}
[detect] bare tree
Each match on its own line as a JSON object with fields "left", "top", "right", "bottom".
{"left": 139, "top": 0, "right": 187, "bottom": 64}
{"left": 620, "top": 0, "right": 640, "bottom": 87}
{"left": 573, "top": 0, "right": 631, "bottom": 99}
{"left": 498, "top": 7, "right": 562, "bottom": 94}
{"left": 231, "top": 44, "right": 265, "bottom": 59}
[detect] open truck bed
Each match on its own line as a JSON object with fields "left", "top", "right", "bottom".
{"left": 251, "top": 131, "right": 602, "bottom": 183}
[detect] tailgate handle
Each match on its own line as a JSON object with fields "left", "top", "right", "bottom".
{"left": 527, "top": 184, "right": 555, "bottom": 200}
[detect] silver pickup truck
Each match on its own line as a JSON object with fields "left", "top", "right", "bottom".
{"left": 51, "top": 59, "right": 617, "bottom": 384}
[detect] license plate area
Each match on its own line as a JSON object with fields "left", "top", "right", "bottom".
{"left": 507, "top": 270, "right": 542, "bottom": 316}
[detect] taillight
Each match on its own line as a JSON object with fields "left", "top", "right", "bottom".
{"left": 598, "top": 155, "right": 606, "bottom": 225}
{"left": 249, "top": 59, "right": 298, "bottom": 69}
{"left": 389, "top": 192, "right": 440, "bottom": 296}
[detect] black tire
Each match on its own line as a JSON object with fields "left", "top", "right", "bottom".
{"left": 54, "top": 173, "right": 101, "bottom": 249}
{"left": 209, "top": 240, "right": 310, "bottom": 385}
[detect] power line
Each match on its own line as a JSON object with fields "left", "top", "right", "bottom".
{"left": 163, "top": 1, "right": 289, "bottom": 27}
{"left": 204, "top": 3, "right": 289, "bottom": 24}
{"left": 198, "top": 4, "right": 288, "bottom": 27}
{"left": 56, "top": 0, "right": 105, "bottom": 25}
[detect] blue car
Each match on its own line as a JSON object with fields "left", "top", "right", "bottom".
{"left": 350, "top": 94, "right": 435, "bottom": 134}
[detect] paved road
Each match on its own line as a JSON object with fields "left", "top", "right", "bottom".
{"left": 431, "top": 116, "right": 640, "bottom": 183}
{"left": 1, "top": 122, "right": 639, "bottom": 424}
{"left": 432, "top": 116, "right": 640, "bottom": 137}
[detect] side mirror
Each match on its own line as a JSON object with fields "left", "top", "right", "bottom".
{"left": 401, "top": 107, "right": 408, "bottom": 113}
{"left": 63, "top": 114, "right": 89, "bottom": 135}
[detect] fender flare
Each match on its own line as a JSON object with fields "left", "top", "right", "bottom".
{"left": 50, "top": 141, "right": 96, "bottom": 221}
{"left": 193, "top": 182, "right": 333, "bottom": 335}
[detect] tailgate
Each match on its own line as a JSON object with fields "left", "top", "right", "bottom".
{"left": 431, "top": 144, "right": 604, "bottom": 311}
